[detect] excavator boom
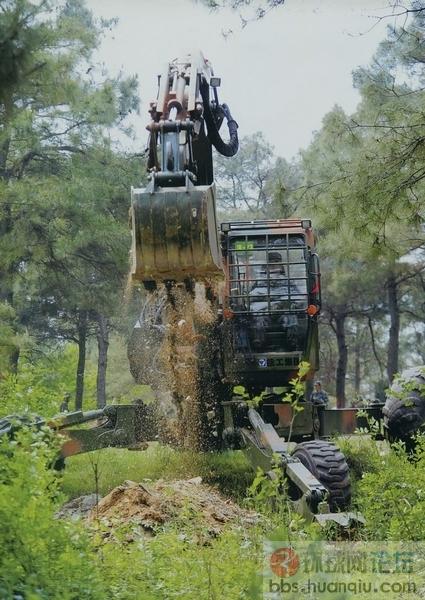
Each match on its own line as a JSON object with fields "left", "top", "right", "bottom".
{"left": 130, "top": 52, "right": 238, "bottom": 286}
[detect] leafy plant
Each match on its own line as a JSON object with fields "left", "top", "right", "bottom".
{"left": 0, "top": 425, "right": 105, "bottom": 598}
{"left": 282, "top": 360, "right": 309, "bottom": 443}
{"left": 0, "top": 346, "right": 97, "bottom": 417}
{"left": 356, "top": 435, "right": 425, "bottom": 540}
{"left": 245, "top": 457, "right": 321, "bottom": 543}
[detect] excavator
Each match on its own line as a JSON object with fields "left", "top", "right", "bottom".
{"left": 2, "top": 52, "right": 425, "bottom": 527}
{"left": 124, "top": 52, "right": 358, "bottom": 525}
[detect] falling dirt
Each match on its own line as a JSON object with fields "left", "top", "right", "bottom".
{"left": 59, "top": 478, "right": 260, "bottom": 537}
{"left": 128, "top": 281, "right": 224, "bottom": 451}
{"left": 162, "top": 282, "right": 226, "bottom": 451}
{"left": 162, "top": 285, "right": 205, "bottom": 449}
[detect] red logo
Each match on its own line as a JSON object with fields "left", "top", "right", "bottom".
{"left": 269, "top": 547, "right": 300, "bottom": 578}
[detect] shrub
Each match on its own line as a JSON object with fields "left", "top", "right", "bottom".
{"left": 336, "top": 436, "right": 381, "bottom": 480}
{"left": 0, "top": 346, "right": 96, "bottom": 418}
{"left": 356, "top": 436, "right": 425, "bottom": 540}
{"left": 0, "top": 426, "right": 104, "bottom": 599}
{"left": 99, "top": 526, "right": 263, "bottom": 600}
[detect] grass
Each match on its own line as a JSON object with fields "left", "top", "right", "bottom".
{"left": 61, "top": 444, "right": 254, "bottom": 500}
{"left": 58, "top": 435, "right": 398, "bottom": 598}
{"left": 61, "top": 435, "right": 383, "bottom": 502}
{"left": 59, "top": 443, "right": 312, "bottom": 599}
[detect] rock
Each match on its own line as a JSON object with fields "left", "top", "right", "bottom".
{"left": 56, "top": 493, "right": 100, "bottom": 521}
{"left": 187, "top": 476, "right": 202, "bottom": 485}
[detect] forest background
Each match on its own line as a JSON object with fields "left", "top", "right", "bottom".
{"left": 2, "top": 2, "right": 425, "bottom": 599}
{"left": 1, "top": 0, "right": 425, "bottom": 415}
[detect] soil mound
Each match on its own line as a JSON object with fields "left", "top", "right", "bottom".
{"left": 59, "top": 478, "right": 259, "bottom": 536}
{"left": 89, "top": 477, "right": 259, "bottom": 534}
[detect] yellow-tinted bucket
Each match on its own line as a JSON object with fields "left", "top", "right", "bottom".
{"left": 131, "top": 183, "right": 223, "bottom": 282}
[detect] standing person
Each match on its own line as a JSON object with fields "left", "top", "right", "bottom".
{"left": 310, "top": 381, "right": 329, "bottom": 407}
{"left": 59, "top": 392, "right": 71, "bottom": 413}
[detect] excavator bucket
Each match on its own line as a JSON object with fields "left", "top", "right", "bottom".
{"left": 130, "top": 52, "right": 238, "bottom": 285}
{"left": 130, "top": 182, "right": 223, "bottom": 283}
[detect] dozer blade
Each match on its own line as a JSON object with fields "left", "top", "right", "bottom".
{"left": 131, "top": 182, "right": 223, "bottom": 283}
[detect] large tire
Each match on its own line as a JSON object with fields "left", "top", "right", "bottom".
{"left": 292, "top": 440, "right": 351, "bottom": 510}
{"left": 383, "top": 366, "right": 425, "bottom": 443}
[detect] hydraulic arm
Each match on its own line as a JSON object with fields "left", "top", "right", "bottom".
{"left": 130, "top": 52, "right": 238, "bottom": 285}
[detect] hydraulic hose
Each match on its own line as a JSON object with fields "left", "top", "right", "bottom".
{"left": 200, "top": 78, "right": 239, "bottom": 157}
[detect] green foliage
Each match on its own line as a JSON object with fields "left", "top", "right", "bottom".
{"left": 92, "top": 334, "right": 153, "bottom": 404}
{"left": 294, "top": 5, "right": 425, "bottom": 393}
{"left": 0, "top": 0, "right": 138, "bottom": 162}
{"left": 284, "top": 360, "right": 310, "bottom": 400}
{"left": 0, "top": 426, "right": 105, "bottom": 598}
{"left": 5, "top": 425, "right": 425, "bottom": 598}
{"left": 282, "top": 360, "right": 309, "bottom": 441}
{"left": 247, "top": 462, "right": 286, "bottom": 513}
{"left": 356, "top": 436, "right": 425, "bottom": 540}
{"left": 215, "top": 132, "right": 300, "bottom": 220}
{"left": 0, "top": 0, "right": 142, "bottom": 405}
{"left": 389, "top": 366, "right": 425, "bottom": 401}
{"left": 100, "top": 526, "right": 262, "bottom": 600}
{"left": 0, "top": 345, "right": 97, "bottom": 417}
{"left": 0, "top": 422, "right": 261, "bottom": 599}
{"left": 245, "top": 461, "right": 323, "bottom": 544}
{"left": 9, "top": 145, "right": 141, "bottom": 342}
{"left": 0, "top": 301, "right": 21, "bottom": 374}
{"left": 61, "top": 446, "right": 272, "bottom": 598}
{"left": 336, "top": 436, "right": 382, "bottom": 498}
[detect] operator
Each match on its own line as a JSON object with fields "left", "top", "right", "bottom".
{"left": 249, "top": 251, "right": 300, "bottom": 346}
{"left": 310, "top": 381, "right": 329, "bottom": 407}
{"left": 249, "top": 251, "right": 300, "bottom": 309}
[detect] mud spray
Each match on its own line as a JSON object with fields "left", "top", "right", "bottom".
{"left": 127, "top": 281, "right": 223, "bottom": 451}
{"left": 161, "top": 283, "right": 218, "bottom": 450}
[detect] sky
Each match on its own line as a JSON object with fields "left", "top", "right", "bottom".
{"left": 85, "top": 0, "right": 397, "bottom": 160}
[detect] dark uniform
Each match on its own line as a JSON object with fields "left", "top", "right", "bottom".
{"left": 310, "top": 387, "right": 328, "bottom": 407}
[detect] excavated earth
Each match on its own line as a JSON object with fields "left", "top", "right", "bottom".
{"left": 58, "top": 477, "right": 260, "bottom": 538}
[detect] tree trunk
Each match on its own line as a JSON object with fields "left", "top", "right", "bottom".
{"left": 75, "top": 310, "right": 88, "bottom": 411}
{"left": 335, "top": 309, "right": 348, "bottom": 408}
{"left": 96, "top": 313, "right": 109, "bottom": 409}
{"left": 354, "top": 341, "right": 361, "bottom": 396}
{"left": 0, "top": 125, "right": 19, "bottom": 374}
{"left": 386, "top": 274, "right": 400, "bottom": 383}
{"left": 9, "top": 347, "right": 20, "bottom": 375}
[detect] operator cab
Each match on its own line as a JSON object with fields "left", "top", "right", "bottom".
{"left": 228, "top": 233, "right": 309, "bottom": 352}
{"left": 220, "top": 220, "right": 320, "bottom": 390}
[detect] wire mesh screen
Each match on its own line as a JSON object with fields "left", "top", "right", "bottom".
{"left": 228, "top": 233, "right": 308, "bottom": 315}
